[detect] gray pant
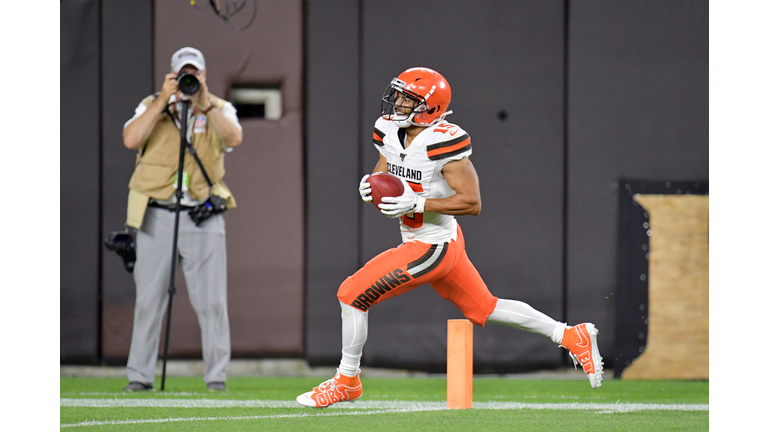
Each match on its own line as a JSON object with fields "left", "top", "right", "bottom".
{"left": 126, "top": 206, "right": 230, "bottom": 384}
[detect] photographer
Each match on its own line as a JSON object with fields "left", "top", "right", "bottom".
{"left": 121, "top": 47, "right": 242, "bottom": 392}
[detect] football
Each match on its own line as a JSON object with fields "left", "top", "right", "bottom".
{"left": 368, "top": 172, "right": 404, "bottom": 207}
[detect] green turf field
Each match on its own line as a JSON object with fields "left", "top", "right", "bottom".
{"left": 60, "top": 376, "right": 708, "bottom": 431}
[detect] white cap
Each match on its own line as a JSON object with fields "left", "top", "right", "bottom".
{"left": 171, "top": 47, "right": 206, "bottom": 73}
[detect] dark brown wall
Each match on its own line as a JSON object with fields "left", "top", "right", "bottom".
{"left": 100, "top": 0, "right": 154, "bottom": 361}
{"left": 566, "top": 0, "right": 709, "bottom": 356}
{"left": 97, "top": 1, "right": 304, "bottom": 363}
{"left": 61, "top": 0, "right": 101, "bottom": 362}
{"left": 145, "top": 0, "right": 305, "bottom": 357}
{"left": 65, "top": 0, "right": 306, "bottom": 363}
{"left": 304, "top": 0, "right": 363, "bottom": 364}
{"left": 359, "top": 0, "right": 567, "bottom": 371}
{"left": 305, "top": 0, "right": 708, "bottom": 371}
{"left": 62, "top": 0, "right": 707, "bottom": 370}
{"left": 306, "top": 0, "right": 568, "bottom": 370}
{"left": 62, "top": 0, "right": 156, "bottom": 364}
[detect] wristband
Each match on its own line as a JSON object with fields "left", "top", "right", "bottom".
{"left": 415, "top": 195, "right": 426, "bottom": 213}
{"left": 201, "top": 103, "right": 215, "bottom": 114}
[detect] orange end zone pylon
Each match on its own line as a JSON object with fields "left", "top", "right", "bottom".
{"left": 447, "top": 319, "right": 473, "bottom": 409}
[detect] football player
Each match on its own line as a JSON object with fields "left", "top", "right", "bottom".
{"left": 297, "top": 67, "right": 603, "bottom": 408}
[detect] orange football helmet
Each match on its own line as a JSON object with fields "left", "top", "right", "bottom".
{"left": 381, "top": 67, "right": 452, "bottom": 128}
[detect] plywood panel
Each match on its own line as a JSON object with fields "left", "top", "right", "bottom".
{"left": 622, "top": 194, "right": 708, "bottom": 380}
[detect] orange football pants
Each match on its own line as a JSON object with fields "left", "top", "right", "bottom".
{"left": 337, "top": 224, "right": 499, "bottom": 326}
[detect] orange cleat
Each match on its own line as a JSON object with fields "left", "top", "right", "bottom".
{"left": 561, "top": 323, "right": 604, "bottom": 389}
{"left": 296, "top": 370, "right": 363, "bottom": 408}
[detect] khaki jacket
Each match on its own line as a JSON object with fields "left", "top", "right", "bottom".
{"left": 126, "top": 94, "right": 237, "bottom": 228}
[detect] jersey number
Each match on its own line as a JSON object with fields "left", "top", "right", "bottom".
{"left": 401, "top": 212, "right": 423, "bottom": 228}
{"left": 434, "top": 122, "right": 457, "bottom": 134}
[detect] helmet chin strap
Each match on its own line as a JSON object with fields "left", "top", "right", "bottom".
{"left": 393, "top": 111, "right": 417, "bottom": 128}
{"left": 395, "top": 109, "right": 454, "bottom": 128}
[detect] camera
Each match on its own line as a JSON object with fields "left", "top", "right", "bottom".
{"left": 189, "top": 195, "right": 228, "bottom": 226}
{"left": 176, "top": 72, "right": 200, "bottom": 96}
{"left": 105, "top": 231, "right": 137, "bottom": 273}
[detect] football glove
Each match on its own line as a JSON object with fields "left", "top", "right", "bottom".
{"left": 379, "top": 178, "right": 426, "bottom": 218}
{"left": 359, "top": 174, "right": 372, "bottom": 203}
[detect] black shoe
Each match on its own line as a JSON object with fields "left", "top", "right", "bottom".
{"left": 124, "top": 381, "right": 154, "bottom": 391}
{"left": 207, "top": 381, "right": 226, "bottom": 391}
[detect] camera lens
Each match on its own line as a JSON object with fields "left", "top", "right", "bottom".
{"left": 177, "top": 72, "right": 200, "bottom": 95}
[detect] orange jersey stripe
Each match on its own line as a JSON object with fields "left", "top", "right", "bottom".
{"left": 373, "top": 127, "right": 386, "bottom": 146}
{"left": 407, "top": 181, "right": 424, "bottom": 192}
{"left": 426, "top": 138, "right": 470, "bottom": 157}
{"left": 373, "top": 132, "right": 384, "bottom": 146}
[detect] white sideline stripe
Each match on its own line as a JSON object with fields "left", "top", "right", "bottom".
{"left": 60, "top": 399, "right": 709, "bottom": 428}
{"left": 60, "top": 398, "right": 708, "bottom": 412}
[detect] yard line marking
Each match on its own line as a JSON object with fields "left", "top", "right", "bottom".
{"left": 59, "top": 398, "right": 442, "bottom": 409}
{"left": 61, "top": 398, "right": 310, "bottom": 408}
{"left": 60, "top": 398, "right": 708, "bottom": 412}
{"left": 477, "top": 402, "right": 709, "bottom": 412}
{"left": 62, "top": 391, "right": 204, "bottom": 396}
{"left": 60, "top": 407, "right": 443, "bottom": 428}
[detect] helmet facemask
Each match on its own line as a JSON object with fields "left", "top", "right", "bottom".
{"left": 381, "top": 78, "right": 431, "bottom": 128}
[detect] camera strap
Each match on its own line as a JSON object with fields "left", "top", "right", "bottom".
{"left": 184, "top": 141, "right": 215, "bottom": 189}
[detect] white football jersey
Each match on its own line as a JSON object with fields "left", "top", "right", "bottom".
{"left": 372, "top": 116, "right": 473, "bottom": 244}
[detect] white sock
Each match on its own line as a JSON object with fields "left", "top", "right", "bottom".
{"left": 487, "top": 299, "right": 567, "bottom": 344}
{"left": 338, "top": 301, "right": 368, "bottom": 377}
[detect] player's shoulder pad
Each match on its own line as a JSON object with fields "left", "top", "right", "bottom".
{"left": 373, "top": 116, "right": 396, "bottom": 147}
{"left": 425, "top": 121, "right": 472, "bottom": 161}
